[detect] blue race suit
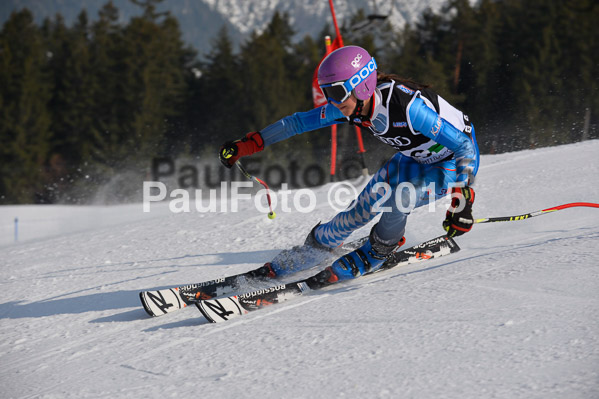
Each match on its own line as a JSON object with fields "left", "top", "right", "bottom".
{"left": 261, "top": 80, "right": 479, "bottom": 276}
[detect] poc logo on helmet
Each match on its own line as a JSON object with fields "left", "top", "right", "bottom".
{"left": 351, "top": 53, "right": 363, "bottom": 68}
{"left": 348, "top": 58, "right": 377, "bottom": 90}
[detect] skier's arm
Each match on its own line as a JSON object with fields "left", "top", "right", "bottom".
{"left": 407, "top": 97, "right": 477, "bottom": 185}
{"left": 219, "top": 105, "right": 346, "bottom": 167}
{"left": 260, "top": 104, "right": 347, "bottom": 147}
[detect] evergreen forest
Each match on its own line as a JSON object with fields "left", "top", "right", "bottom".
{"left": 1, "top": 0, "right": 597, "bottom": 204}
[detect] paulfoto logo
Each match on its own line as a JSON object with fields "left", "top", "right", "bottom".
{"left": 143, "top": 181, "right": 317, "bottom": 214}
{"left": 150, "top": 157, "right": 367, "bottom": 190}
{"left": 142, "top": 180, "right": 468, "bottom": 215}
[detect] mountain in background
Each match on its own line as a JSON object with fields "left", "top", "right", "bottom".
{"left": 0, "top": 0, "right": 448, "bottom": 56}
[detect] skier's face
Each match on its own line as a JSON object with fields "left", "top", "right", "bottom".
{"left": 332, "top": 94, "right": 358, "bottom": 117}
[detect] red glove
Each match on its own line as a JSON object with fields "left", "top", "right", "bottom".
{"left": 443, "top": 187, "right": 475, "bottom": 237}
{"left": 219, "top": 132, "right": 264, "bottom": 168}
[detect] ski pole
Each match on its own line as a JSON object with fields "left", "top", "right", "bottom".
{"left": 235, "top": 161, "right": 276, "bottom": 219}
{"left": 475, "top": 202, "right": 599, "bottom": 224}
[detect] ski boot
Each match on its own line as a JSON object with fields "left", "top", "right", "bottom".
{"left": 327, "top": 227, "right": 405, "bottom": 281}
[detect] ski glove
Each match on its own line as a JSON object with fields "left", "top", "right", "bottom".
{"left": 219, "top": 131, "right": 264, "bottom": 168}
{"left": 443, "top": 186, "right": 475, "bottom": 237}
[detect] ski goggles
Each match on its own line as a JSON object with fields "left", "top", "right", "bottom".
{"left": 319, "top": 57, "right": 377, "bottom": 104}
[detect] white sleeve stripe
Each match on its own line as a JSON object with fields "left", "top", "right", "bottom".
{"left": 438, "top": 96, "right": 466, "bottom": 131}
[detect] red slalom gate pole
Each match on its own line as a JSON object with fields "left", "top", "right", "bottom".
{"left": 354, "top": 126, "right": 369, "bottom": 176}
{"left": 324, "top": 34, "right": 338, "bottom": 181}
{"left": 330, "top": 124, "right": 338, "bottom": 180}
{"left": 328, "top": 0, "right": 343, "bottom": 45}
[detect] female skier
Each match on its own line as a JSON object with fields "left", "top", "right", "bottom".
{"left": 219, "top": 45, "right": 479, "bottom": 284}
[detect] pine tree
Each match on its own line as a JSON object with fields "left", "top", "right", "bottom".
{"left": 459, "top": 0, "right": 502, "bottom": 152}
{"left": 46, "top": 12, "right": 97, "bottom": 172}
{"left": 0, "top": 9, "right": 52, "bottom": 203}
{"left": 554, "top": 0, "right": 598, "bottom": 141}
{"left": 388, "top": 18, "right": 454, "bottom": 101}
{"left": 238, "top": 12, "right": 299, "bottom": 132}
{"left": 88, "top": 1, "right": 129, "bottom": 167}
{"left": 120, "top": 0, "right": 191, "bottom": 164}
{"left": 192, "top": 27, "right": 243, "bottom": 148}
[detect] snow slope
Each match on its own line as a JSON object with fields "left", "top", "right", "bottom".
{"left": 1, "top": 141, "right": 599, "bottom": 399}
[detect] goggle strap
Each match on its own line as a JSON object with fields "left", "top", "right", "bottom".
{"left": 348, "top": 99, "right": 365, "bottom": 125}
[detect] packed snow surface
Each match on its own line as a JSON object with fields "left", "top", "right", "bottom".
{"left": 1, "top": 141, "right": 598, "bottom": 398}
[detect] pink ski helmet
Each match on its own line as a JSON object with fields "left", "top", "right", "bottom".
{"left": 317, "top": 45, "right": 377, "bottom": 103}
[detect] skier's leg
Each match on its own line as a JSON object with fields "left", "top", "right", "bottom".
{"left": 312, "top": 153, "right": 407, "bottom": 248}
{"left": 371, "top": 186, "right": 409, "bottom": 246}
{"left": 270, "top": 157, "right": 457, "bottom": 278}
{"left": 328, "top": 158, "right": 458, "bottom": 281}
{"left": 269, "top": 155, "right": 404, "bottom": 277}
